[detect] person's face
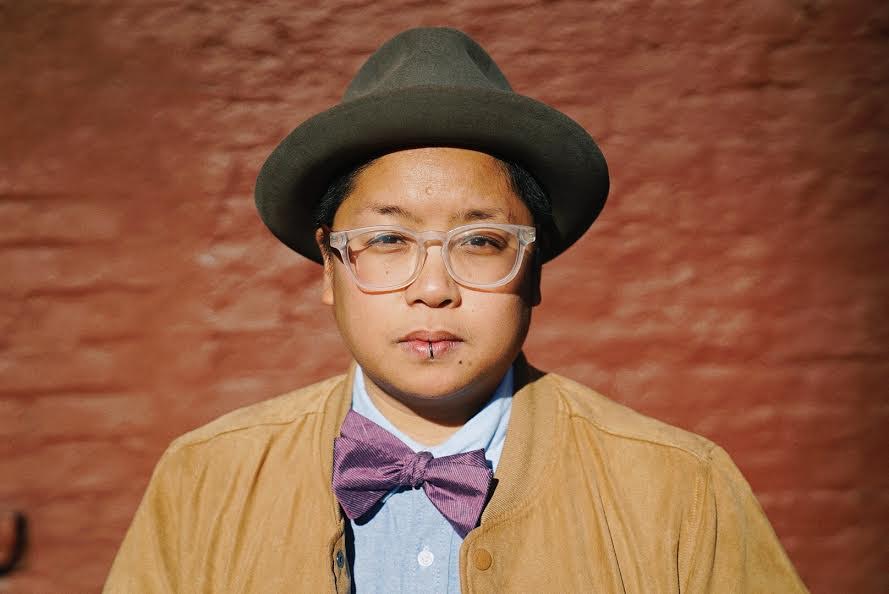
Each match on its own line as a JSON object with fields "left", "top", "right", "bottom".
{"left": 317, "top": 147, "right": 540, "bottom": 410}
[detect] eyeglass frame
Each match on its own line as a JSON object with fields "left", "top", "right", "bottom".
{"left": 325, "top": 222, "right": 537, "bottom": 292}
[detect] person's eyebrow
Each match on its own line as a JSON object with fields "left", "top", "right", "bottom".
{"left": 357, "top": 203, "right": 422, "bottom": 223}
{"left": 451, "top": 207, "right": 511, "bottom": 223}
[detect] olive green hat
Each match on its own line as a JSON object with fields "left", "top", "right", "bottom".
{"left": 255, "top": 27, "right": 609, "bottom": 263}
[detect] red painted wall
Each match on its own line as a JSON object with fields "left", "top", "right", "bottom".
{"left": 2, "top": 1, "right": 887, "bottom": 591}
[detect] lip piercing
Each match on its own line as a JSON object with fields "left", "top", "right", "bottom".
{"left": 428, "top": 341, "right": 434, "bottom": 360}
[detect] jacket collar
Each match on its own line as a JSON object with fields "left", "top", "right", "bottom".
{"left": 479, "top": 355, "right": 559, "bottom": 527}
{"left": 321, "top": 363, "right": 359, "bottom": 524}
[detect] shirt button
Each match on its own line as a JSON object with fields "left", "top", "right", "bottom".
{"left": 417, "top": 546, "right": 434, "bottom": 567}
{"left": 336, "top": 550, "right": 345, "bottom": 569}
{"left": 473, "top": 548, "right": 493, "bottom": 571}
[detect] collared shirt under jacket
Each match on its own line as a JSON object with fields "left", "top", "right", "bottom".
{"left": 104, "top": 359, "right": 809, "bottom": 593}
{"left": 348, "top": 364, "right": 513, "bottom": 592}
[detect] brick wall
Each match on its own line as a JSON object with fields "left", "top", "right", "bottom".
{"left": 1, "top": 1, "right": 887, "bottom": 591}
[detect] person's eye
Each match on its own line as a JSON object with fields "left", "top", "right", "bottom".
{"left": 368, "top": 233, "right": 407, "bottom": 245}
{"left": 459, "top": 233, "right": 506, "bottom": 250}
{"left": 362, "top": 232, "right": 413, "bottom": 252}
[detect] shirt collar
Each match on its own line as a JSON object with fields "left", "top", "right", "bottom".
{"left": 351, "top": 364, "right": 514, "bottom": 471}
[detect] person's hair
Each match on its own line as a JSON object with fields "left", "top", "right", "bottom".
{"left": 312, "top": 153, "right": 554, "bottom": 255}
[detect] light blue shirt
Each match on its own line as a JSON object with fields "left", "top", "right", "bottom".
{"left": 349, "top": 365, "right": 514, "bottom": 593}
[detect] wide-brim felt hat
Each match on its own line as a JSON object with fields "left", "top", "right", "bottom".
{"left": 255, "top": 27, "right": 609, "bottom": 264}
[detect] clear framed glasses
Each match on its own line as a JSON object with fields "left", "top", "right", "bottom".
{"left": 327, "top": 223, "right": 536, "bottom": 291}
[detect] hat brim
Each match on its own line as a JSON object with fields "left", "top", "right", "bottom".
{"left": 255, "top": 85, "right": 609, "bottom": 264}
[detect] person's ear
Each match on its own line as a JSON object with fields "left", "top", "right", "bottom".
{"left": 523, "top": 246, "right": 542, "bottom": 307}
{"left": 316, "top": 228, "right": 335, "bottom": 305}
{"left": 529, "top": 250, "right": 542, "bottom": 307}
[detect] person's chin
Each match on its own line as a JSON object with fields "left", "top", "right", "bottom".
{"left": 381, "top": 370, "right": 474, "bottom": 403}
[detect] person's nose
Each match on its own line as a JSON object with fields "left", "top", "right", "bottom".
{"left": 403, "top": 246, "right": 461, "bottom": 308}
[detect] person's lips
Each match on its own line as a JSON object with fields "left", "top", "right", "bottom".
{"left": 397, "top": 330, "right": 463, "bottom": 359}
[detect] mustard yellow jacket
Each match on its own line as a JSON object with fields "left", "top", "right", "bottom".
{"left": 105, "top": 361, "right": 808, "bottom": 593}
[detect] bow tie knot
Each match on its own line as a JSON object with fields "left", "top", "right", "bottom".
{"left": 399, "top": 451, "right": 433, "bottom": 488}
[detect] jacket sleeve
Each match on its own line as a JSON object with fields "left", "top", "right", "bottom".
{"left": 103, "top": 448, "right": 182, "bottom": 593}
{"left": 682, "top": 445, "right": 809, "bottom": 593}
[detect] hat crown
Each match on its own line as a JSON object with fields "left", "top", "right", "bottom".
{"left": 344, "top": 27, "right": 513, "bottom": 102}
{"left": 256, "top": 27, "right": 608, "bottom": 265}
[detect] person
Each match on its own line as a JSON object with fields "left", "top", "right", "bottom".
{"left": 105, "top": 27, "right": 808, "bottom": 593}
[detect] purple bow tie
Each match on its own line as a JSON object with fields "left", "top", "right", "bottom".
{"left": 332, "top": 410, "right": 493, "bottom": 538}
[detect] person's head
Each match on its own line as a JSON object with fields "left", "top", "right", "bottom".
{"left": 253, "top": 27, "right": 609, "bottom": 412}
{"left": 314, "top": 147, "right": 548, "bottom": 412}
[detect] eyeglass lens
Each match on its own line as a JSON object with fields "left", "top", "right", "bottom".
{"left": 346, "top": 227, "right": 523, "bottom": 288}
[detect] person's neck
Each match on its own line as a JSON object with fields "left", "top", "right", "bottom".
{"left": 363, "top": 376, "right": 500, "bottom": 446}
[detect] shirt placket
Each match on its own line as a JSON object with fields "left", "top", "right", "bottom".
{"left": 413, "top": 488, "right": 444, "bottom": 592}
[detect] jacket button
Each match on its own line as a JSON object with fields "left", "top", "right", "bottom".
{"left": 336, "top": 550, "right": 345, "bottom": 569}
{"left": 473, "top": 548, "right": 493, "bottom": 571}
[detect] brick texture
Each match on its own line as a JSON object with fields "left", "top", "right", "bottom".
{"left": 1, "top": 1, "right": 887, "bottom": 592}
